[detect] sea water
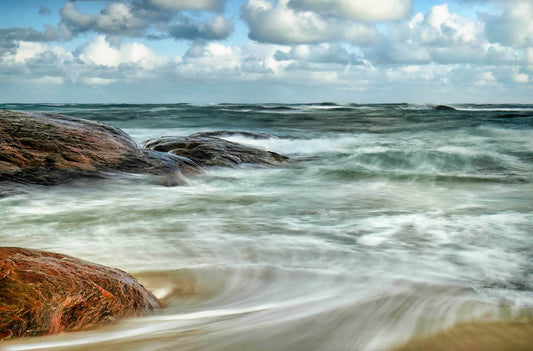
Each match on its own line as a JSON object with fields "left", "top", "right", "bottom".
{"left": 1, "top": 103, "right": 532, "bottom": 350}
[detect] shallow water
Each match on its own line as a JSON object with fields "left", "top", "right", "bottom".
{"left": 1, "top": 103, "right": 532, "bottom": 350}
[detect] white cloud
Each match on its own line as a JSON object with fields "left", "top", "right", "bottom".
{"left": 367, "top": 4, "right": 499, "bottom": 65}
{"left": 242, "top": 0, "right": 328, "bottom": 44}
{"left": 1, "top": 0, "right": 532, "bottom": 103}
{"left": 80, "top": 36, "right": 120, "bottom": 67}
{"left": 33, "top": 75, "right": 65, "bottom": 85}
{"left": 288, "top": 0, "right": 411, "bottom": 21}
{"left": 484, "top": 43, "right": 519, "bottom": 65}
{"left": 274, "top": 44, "right": 361, "bottom": 65}
{"left": 473, "top": 70, "right": 497, "bottom": 87}
{"left": 241, "top": 0, "right": 379, "bottom": 45}
{"left": 11, "top": 41, "right": 46, "bottom": 63}
{"left": 482, "top": 1, "right": 533, "bottom": 48}
{"left": 206, "top": 16, "right": 234, "bottom": 38}
{"left": 79, "top": 36, "right": 165, "bottom": 69}
{"left": 424, "top": 4, "right": 482, "bottom": 44}
{"left": 176, "top": 42, "right": 241, "bottom": 78}
{"left": 512, "top": 71, "right": 529, "bottom": 83}
{"left": 83, "top": 77, "right": 116, "bottom": 86}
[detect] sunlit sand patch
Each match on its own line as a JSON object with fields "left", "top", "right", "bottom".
{"left": 390, "top": 318, "right": 533, "bottom": 351}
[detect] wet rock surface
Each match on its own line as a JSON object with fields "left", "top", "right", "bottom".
{"left": 143, "top": 134, "right": 289, "bottom": 168}
{"left": 0, "top": 110, "right": 197, "bottom": 185}
{"left": 0, "top": 247, "right": 161, "bottom": 340}
{"left": 433, "top": 105, "right": 456, "bottom": 111}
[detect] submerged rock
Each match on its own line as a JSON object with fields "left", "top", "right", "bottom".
{"left": 143, "top": 135, "right": 289, "bottom": 168}
{"left": 0, "top": 110, "right": 201, "bottom": 185}
{"left": 433, "top": 105, "right": 456, "bottom": 111}
{"left": 0, "top": 247, "right": 161, "bottom": 340}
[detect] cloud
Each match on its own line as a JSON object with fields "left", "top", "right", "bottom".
{"left": 182, "top": 42, "right": 242, "bottom": 70}
{"left": 83, "top": 77, "right": 116, "bottom": 85}
{"left": 0, "top": 41, "right": 76, "bottom": 84}
{"left": 0, "top": 37, "right": 169, "bottom": 89}
{"left": 511, "top": 71, "right": 529, "bottom": 83}
{"left": 167, "top": 16, "right": 233, "bottom": 41}
{"left": 423, "top": 4, "right": 482, "bottom": 44}
{"left": 287, "top": 0, "right": 411, "bottom": 21}
{"left": 60, "top": 2, "right": 147, "bottom": 37}
{"left": 0, "top": 27, "right": 63, "bottom": 48}
{"left": 6, "top": 41, "right": 47, "bottom": 64}
{"left": 274, "top": 44, "right": 364, "bottom": 73}
{"left": 241, "top": 0, "right": 379, "bottom": 45}
{"left": 56, "top": 1, "right": 234, "bottom": 41}
{"left": 274, "top": 44, "right": 361, "bottom": 65}
{"left": 144, "top": 0, "right": 225, "bottom": 12}
{"left": 1, "top": 37, "right": 531, "bottom": 103}
{"left": 1, "top": 0, "right": 532, "bottom": 103}
{"left": 526, "top": 47, "right": 533, "bottom": 70}
{"left": 481, "top": 1, "right": 533, "bottom": 48}
{"left": 39, "top": 6, "right": 52, "bottom": 15}
{"left": 79, "top": 35, "right": 165, "bottom": 69}
{"left": 33, "top": 75, "right": 65, "bottom": 85}
{"left": 366, "top": 4, "right": 491, "bottom": 65}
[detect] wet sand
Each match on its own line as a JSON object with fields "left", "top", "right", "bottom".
{"left": 390, "top": 319, "right": 533, "bottom": 351}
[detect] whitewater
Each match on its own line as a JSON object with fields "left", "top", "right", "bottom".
{"left": 1, "top": 103, "right": 532, "bottom": 350}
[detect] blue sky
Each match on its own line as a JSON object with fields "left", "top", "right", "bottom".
{"left": 0, "top": 0, "right": 531, "bottom": 103}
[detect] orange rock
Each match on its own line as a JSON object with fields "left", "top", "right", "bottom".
{"left": 0, "top": 247, "right": 161, "bottom": 340}
{"left": 0, "top": 111, "right": 203, "bottom": 185}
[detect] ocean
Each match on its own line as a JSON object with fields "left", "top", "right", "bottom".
{"left": 1, "top": 103, "right": 532, "bottom": 350}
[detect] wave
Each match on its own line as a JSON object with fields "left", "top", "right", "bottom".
{"left": 3, "top": 267, "right": 530, "bottom": 351}
{"left": 213, "top": 132, "right": 530, "bottom": 183}
{"left": 2, "top": 102, "right": 532, "bottom": 351}
{"left": 317, "top": 169, "right": 529, "bottom": 184}
{"left": 350, "top": 148, "right": 524, "bottom": 175}
{"left": 454, "top": 104, "right": 533, "bottom": 112}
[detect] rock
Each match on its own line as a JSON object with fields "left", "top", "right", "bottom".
{"left": 433, "top": 105, "right": 456, "bottom": 111}
{"left": 141, "top": 150, "right": 203, "bottom": 176}
{"left": 0, "top": 247, "right": 161, "bottom": 340}
{"left": 190, "top": 130, "right": 276, "bottom": 140}
{"left": 140, "top": 150, "right": 204, "bottom": 186}
{"left": 0, "top": 111, "right": 201, "bottom": 185}
{"left": 0, "top": 185, "right": 23, "bottom": 199}
{"left": 143, "top": 135, "right": 289, "bottom": 168}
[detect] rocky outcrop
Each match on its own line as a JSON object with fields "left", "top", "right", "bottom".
{"left": 0, "top": 111, "right": 287, "bottom": 187}
{"left": 0, "top": 110, "right": 202, "bottom": 185}
{"left": 0, "top": 247, "right": 161, "bottom": 340}
{"left": 143, "top": 134, "right": 289, "bottom": 168}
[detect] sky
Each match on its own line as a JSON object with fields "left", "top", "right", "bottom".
{"left": 0, "top": 0, "right": 532, "bottom": 103}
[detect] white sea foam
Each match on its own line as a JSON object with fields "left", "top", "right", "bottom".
{"left": 2, "top": 104, "right": 532, "bottom": 351}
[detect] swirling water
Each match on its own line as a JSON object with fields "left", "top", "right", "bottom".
{"left": 1, "top": 103, "right": 533, "bottom": 350}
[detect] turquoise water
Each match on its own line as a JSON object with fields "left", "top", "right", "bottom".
{"left": 1, "top": 103, "right": 532, "bottom": 350}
